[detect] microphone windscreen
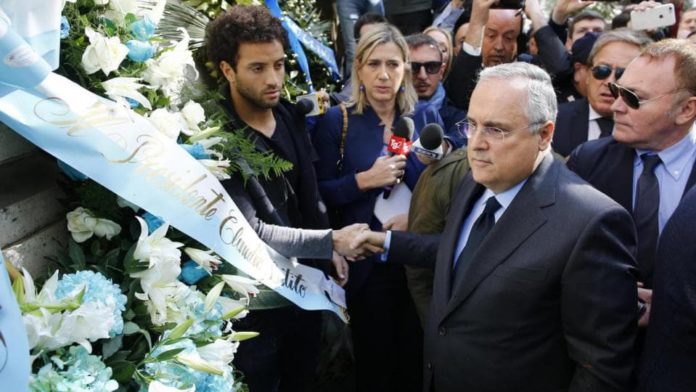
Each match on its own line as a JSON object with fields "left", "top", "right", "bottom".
{"left": 296, "top": 98, "right": 314, "bottom": 115}
{"left": 393, "top": 116, "right": 415, "bottom": 141}
{"left": 419, "top": 123, "right": 444, "bottom": 150}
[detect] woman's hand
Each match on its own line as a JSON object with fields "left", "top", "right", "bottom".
{"left": 356, "top": 155, "right": 407, "bottom": 191}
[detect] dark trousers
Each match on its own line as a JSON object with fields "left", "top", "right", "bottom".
{"left": 348, "top": 263, "right": 423, "bottom": 392}
{"left": 233, "top": 305, "right": 323, "bottom": 392}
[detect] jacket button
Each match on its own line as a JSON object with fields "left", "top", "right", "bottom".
{"left": 439, "top": 327, "right": 447, "bottom": 336}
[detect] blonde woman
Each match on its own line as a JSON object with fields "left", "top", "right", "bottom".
{"left": 312, "top": 23, "right": 442, "bottom": 392}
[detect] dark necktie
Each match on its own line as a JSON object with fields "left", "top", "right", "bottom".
{"left": 596, "top": 117, "right": 614, "bottom": 138}
{"left": 633, "top": 154, "right": 662, "bottom": 287}
{"left": 452, "top": 197, "right": 501, "bottom": 289}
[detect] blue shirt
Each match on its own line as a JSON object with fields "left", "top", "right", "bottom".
{"left": 452, "top": 180, "right": 527, "bottom": 265}
{"left": 633, "top": 126, "right": 696, "bottom": 233}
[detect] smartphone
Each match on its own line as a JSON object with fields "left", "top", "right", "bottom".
{"left": 630, "top": 4, "right": 676, "bottom": 31}
{"left": 491, "top": 0, "right": 525, "bottom": 9}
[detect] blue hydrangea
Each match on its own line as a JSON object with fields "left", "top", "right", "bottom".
{"left": 57, "top": 160, "right": 88, "bottom": 181}
{"left": 140, "top": 339, "right": 236, "bottom": 392}
{"left": 126, "top": 40, "right": 156, "bottom": 63}
{"left": 173, "top": 288, "right": 224, "bottom": 339}
{"left": 180, "top": 143, "right": 211, "bottom": 159}
{"left": 129, "top": 17, "right": 156, "bottom": 41}
{"left": 30, "top": 346, "right": 118, "bottom": 391}
{"left": 179, "top": 260, "right": 209, "bottom": 285}
{"left": 55, "top": 270, "right": 127, "bottom": 337}
{"left": 60, "top": 16, "right": 70, "bottom": 39}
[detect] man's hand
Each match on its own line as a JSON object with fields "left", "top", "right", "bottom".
{"left": 332, "top": 223, "right": 369, "bottom": 257}
{"left": 637, "top": 282, "right": 652, "bottom": 327}
{"left": 525, "top": 0, "right": 549, "bottom": 34}
{"left": 465, "top": 0, "right": 499, "bottom": 49}
{"left": 383, "top": 213, "right": 408, "bottom": 231}
{"left": 331, "top": 251, "right": 349, "bottom": 286}
{"left": 348, "top": 230, "right": 387, "bottom": 261}
{"left": 552, "top": 0, "right": 594, "bottom": 25}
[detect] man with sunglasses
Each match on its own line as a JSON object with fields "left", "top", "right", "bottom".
{"left": 568, "top": 39, "right": 696, "bottom": 333}
{"left": 406, "top": 34, "right": 466, "bottom": 139}
{"left": 553, "top": 29, "right": 652, "bottom": 157}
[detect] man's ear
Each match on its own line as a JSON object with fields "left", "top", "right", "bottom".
{"left": 537, "top": 121, "right": 555, "bottom": 151}
{"left": 675, "top": 96, "right": 696, "bottom": 126}
{"left": 220, "top": 61, "right": 235, "bottom": 84}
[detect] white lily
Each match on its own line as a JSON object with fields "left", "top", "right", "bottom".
{"left": 147, "top": 108, "right": 185, "bottom": 140}
{"left": 133, "top": 216, "right": 183, "bottom": 268}
{"left": 183, "top": 247, "right": 222, "bottom": 274}
{"left": 221, "top": 275, "right": 260, "bottom": 300}
{"left": 198, "top": 158, "right": 231, "bottom": 180}
{"left": 143, "top": 29, "right": 197, "bottom": 103}
{"left": 102, "top": 77, "right": 152, "bottom": 110}
{"left": 197, "top": 339, "right": 239, "bottom": 368}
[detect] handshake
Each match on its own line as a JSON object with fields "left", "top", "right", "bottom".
{"left": 332, "top": 224, "right": 389, "bottom": 260}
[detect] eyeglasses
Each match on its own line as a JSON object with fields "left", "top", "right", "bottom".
{"left": 608, "top": 82, "right": 683, "bottom": 110}
{"left": 456, "top": 120, "right": 543, "bottom": 141}
{"left": 411, "top": 61, "right": 442, "bottom": 75}
{"left": 591, "top": 64, "right": 625, "bottom": 81}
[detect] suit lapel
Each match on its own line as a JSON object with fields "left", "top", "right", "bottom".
{"left": 441, "top": 155, "right": 556, "bottom": 322}
{"left": 570, "top": 99, "right": 590, "bottom": 149}
{"left": 433, "top": 173, "right": 484, "bottom": 310}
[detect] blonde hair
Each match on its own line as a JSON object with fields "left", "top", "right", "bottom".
{"left": 423, "top": 26, "right": 453, "bottom": 78}
{"left": 350, "top": 23, "right": 417, "bottom": 115}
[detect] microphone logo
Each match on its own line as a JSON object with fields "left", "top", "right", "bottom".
{"left": 388, "top": 135, "right": 412, "bottom": 155}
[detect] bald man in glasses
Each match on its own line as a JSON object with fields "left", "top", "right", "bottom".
{"left": 568, "top": 39, "right": 696, "bottom": 336}
{"left": 553, "top": 29, "right": 652, "bottom": 157}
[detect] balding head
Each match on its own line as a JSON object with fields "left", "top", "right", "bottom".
{"left": 482, "top": 9, "right": 522, "bottom": 67}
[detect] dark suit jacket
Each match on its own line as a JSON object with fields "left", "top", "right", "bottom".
{"left": 389, "top": 154, "right": 639, "bottom": 392}
{"left": 566, "top": 137, "right": 696, "bottom": 285}
{"left": 554, "top": 98, "right": 590, "bottom": 157}
{"left": 638, "top": 186, "right": 696, "bottom": 392}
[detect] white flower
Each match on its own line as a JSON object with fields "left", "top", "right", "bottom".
{"left": 144, "top": 0, "right": 167, "bottom": 25}
{"left": 143, "top": 29, "right": 198, "bottom": 103}
{"left": 104, "top": 0, "right": 139, "bottom": 23}
{"left": 148, "top": 108, "right": 184, "bottom": 140}
{"left": 180, "top": 101, "right": 205, "bottom": 135}
{"left": 133, "top": 216, "right": 183, "bottom": 268}
{"left": 66, "top": 207, "right": 122, "bottom": 243}
{"left": 102, "top": 77, "right": 152, "bottom": 109}
{"left": 217, "top": 295, "right": 249, "bottom": 318}
{"left": 198, "top": 158, "right": 231, "bottom": 180}
{"left": 184, "top": 247, "right": 222, "bottom": 274}
{"left": 81, "top": 28, "right": 128, "bottom": 76}
{"left": 221, "top": 275, "right": 260, "bottom": 300}
{"left": 148, "top": 380, "right": 194, "bottom": 392}
{"left": 197, "top": 339, "right": 239, "bottom": 368}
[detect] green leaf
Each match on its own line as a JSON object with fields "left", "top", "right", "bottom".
{"left": 12, "top": 275, "right": 25, "bottom": 305}
{"left": 222, "top": 305, "right": 246, "bottom": 320}
{"left": 68, "top": 240, "right": 86, "bottom": 269}
{"left": 109, "top": 360, "right": 136, "bottom": 383}
{"left": 123, "top": 321, "right": 140, "bottom": 335}
{"left": 102, "top": 335, "right": 123, "bottom": 360}
{"left": 154, "top": 347, "right": 186, "bottom": 362}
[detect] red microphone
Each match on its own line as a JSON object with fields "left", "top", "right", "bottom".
{"left": 383, "top": 117, "right": 415, "bottom": 199}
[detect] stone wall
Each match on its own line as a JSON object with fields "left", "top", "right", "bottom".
{"left": 0, "top": 123, "right": 66, "bottom": 277}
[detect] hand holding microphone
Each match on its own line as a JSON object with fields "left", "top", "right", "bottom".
{"left": 356, "top": 155, "right": 407, "bottom": 191}
{"left": 383, "top": 117, "right": 415, "bottom": 198}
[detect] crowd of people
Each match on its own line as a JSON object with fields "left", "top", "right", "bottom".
{"left": 206, "top": 1, "right": 696, "bottom": 391}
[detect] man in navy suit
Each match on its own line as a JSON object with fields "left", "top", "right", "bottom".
{"left": 353, "top": 62, "right": 639, "bottom": 392}
{"left": 567, "top": 39, "right": 696, "bottom": 328}
{"left": 553, "top": 29, "right": 651, "bottom": 157}
{"left": 637, "top": 186, "right": 696, "bottom": 391}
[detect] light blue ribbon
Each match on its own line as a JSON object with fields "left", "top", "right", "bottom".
{"left": 283, "top": 18, "right": 340, "bottom": 82}
{"left": 265, "top": 0, "right": 315, "bottom": 91}
{"left": 0, "top": 249, "right": 31, "bottom": 391}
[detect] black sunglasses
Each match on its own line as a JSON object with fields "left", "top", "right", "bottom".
{"left": 608, "top": 82, "right": 682, "bottom": 110}
{"left": 411, "top": 61, "right": 442, "bottom": 75}
{"left": 591, "top": 64, "right": 625, "bottom": 81}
